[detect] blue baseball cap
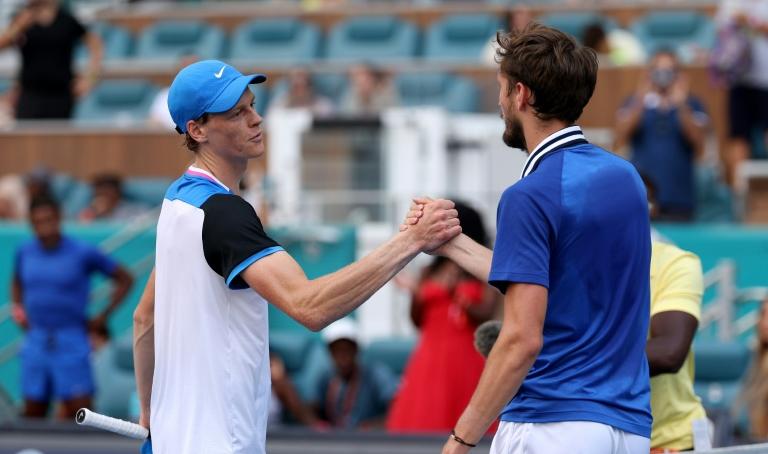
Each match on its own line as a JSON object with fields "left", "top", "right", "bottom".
{"left": 168, "top": 60, "right": 266, "bottom": 134}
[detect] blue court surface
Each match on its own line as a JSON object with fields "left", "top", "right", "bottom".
{"left": 0, "top": 424, "right": 493, "bottom": 454}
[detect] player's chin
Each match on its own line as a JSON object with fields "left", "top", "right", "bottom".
{"left": 243, "top": 140, "right": 266, "bottom": 158}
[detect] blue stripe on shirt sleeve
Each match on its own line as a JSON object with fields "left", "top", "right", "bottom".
{"left": 226, "top": 246, "right": 285, "bottom": 288}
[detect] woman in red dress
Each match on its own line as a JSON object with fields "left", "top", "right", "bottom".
{"left": 387, "top": 202, "right": 499, "bottom": 433}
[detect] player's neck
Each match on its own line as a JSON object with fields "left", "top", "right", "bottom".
{"left": 193, "top": 152, "right": 246, "bottom": 195}
{"left": 523, "top": 119, "right": 571, "bottom": 155}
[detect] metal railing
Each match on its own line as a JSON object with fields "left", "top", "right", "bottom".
{"left": 700, "top": 259, "right": 768, "bottom": 342}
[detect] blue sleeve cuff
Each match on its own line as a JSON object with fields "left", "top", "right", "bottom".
{"left": 488, "top": 272, "right": 549, "bottom": 294}
{"left": 226, "top": 246, "right": 284, "bottom": 288}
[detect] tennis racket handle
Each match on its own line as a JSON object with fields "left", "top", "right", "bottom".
{"left": 76, "top": 408, "right": 149, "bottom": 440}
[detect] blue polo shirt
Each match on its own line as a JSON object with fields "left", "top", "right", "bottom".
{"left": 489, "top": 126, "right": 652, "bottom": 437}
{"left": 15, "top": 236, "right": 118, "bottom": 330}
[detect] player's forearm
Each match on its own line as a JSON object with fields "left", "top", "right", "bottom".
{"left": 133, "top": 271, "right": 155, "bottom": 425}
{"left": 442, "top": 234, "right": 493, "bottom": 282}
{"left": 453, "top": 332, "right": 541, "bottom": 444}
{"left": 300, "top": 231, "right": 421, "bottom": 329}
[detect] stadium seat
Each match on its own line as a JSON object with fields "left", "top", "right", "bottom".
{"left": 123, "top": 177, "right": 174, "bottom": 207}
{"left": 230, "top": 19, "right": 321, "bottom": 63}
{"left": 270, "top": 331, "right": 332, "bottom": 402}
{"left": 135, "top": 20, "right": 225, "bottom": 60}
{"left": 538, "top": 12, "right": 617, "bottom": 42}
{"left": 694, "top": 340, "right": 750, "bottom": 411}
{"left": 424, "top": 14, "right": 502, "bottom": 61}
{"left": 630, "top": 11, "right": 716, "bottom": 62}
{"left": 326, "top": 16, "right": 419, "bottom": 62}
{"left": 395, "top": 72, "right": 480, "bottom": 112}
{"left": 77, "top": 22, "right": 133, "bottom": 61}
{"left": 0, "top": 79, "right": 12, "bottom": 95}
{"left": 74, "top": 79, "right": 159, "bottom": 125}
{"left": 362, "top": 337, "right": 416, "bottom": 377}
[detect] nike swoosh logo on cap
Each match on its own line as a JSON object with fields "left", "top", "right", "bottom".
{"left": 214, "top": 66, "right": 225, "bottom": 79}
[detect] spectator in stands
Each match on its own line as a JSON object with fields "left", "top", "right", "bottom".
{"left": 739, "top": 299, "right": 768, "bottom": 440}
{"left": 387, "top": 201, "right": 499, "bottom": 434}
{"left": 338, "top": 64, "right": 399, "bottom": 115}
{"left": 268, "top": 352, "right": 326, "bottom": 429}
{"left": 315, "top": 318, "right": 397, "bottom": 429}
{"left": 717, "top": 0, "right": 768, "bottom": 187}
{"left": 269, "top": 68, "right": 334, "bottom": 116}
{"left": 79, "top": 173, "right": 146, "bottom": 222}
{"left": 11, "top": 196, "right": 133, "bottom": 419}
{"left": 0, "top": 0, "right": 103, "bottom": 119}
{"left": 644, "top": 179, "right": 709, "bottom": 451}
{"left": 583, "top": 23, "right": 612, "bottom": 66}
{"left": 615, "top": 49, "right": 709, "bottom": 221}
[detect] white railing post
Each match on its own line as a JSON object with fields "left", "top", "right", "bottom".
{"left": 717, "top": 260, "right": 738, "bottom": 341}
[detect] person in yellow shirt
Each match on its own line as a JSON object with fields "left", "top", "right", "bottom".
{"left": 648, "top": 240, "right": 708, "bottom": 452}
{"left": 644, "top": 177, "right": 708, "bottom": 452}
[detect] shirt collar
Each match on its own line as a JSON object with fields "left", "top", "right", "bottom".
{"left": 520, "top": 125, "right": 588, "bottom": 179}
{"left": 185, "top": 165, "right": 231, "bottom": 192}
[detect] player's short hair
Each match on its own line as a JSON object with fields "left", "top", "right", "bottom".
{"left": 29, "top": 196, "right": 59, "bottom": 216}
{"left": 495, "top": 23, "right": 598, "bottom": 124}
{"left": 184, "top": 113, "right": 210, "bottom": 153}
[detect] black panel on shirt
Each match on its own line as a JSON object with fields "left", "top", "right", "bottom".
{"left": 201, "top": 194, "right": 281, "bottom": 289}
{"left": 18, "top": 7, "right": 86, "bottom": 93}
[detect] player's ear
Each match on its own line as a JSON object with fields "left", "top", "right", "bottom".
{"left": 514, "top": 82, "right": 528, "bottom": 112}
{"left": 187, "top": 119, "right": 208, "bottom": 145}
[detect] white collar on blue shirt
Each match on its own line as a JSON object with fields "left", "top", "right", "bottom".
{"left": 520, "top": 125, "right": 587, "bottom": 179}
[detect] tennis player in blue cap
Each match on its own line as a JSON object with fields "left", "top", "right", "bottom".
{"left": 132, "top": 60, "right": 461, "bottom": 454}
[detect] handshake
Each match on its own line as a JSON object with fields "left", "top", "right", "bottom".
{"left": 398, "top": 197, "right": 463, "bottom": 254}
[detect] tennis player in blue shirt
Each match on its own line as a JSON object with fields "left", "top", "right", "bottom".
{"left": 11, "top": 196, "right": 133, "bottom": 419}
{"left": 406, "top": 23, "right": 652, "bottom": 454}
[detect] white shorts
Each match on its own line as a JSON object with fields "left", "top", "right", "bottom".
{"left": 490, "top": 421, "right": 650, "bottom": 454}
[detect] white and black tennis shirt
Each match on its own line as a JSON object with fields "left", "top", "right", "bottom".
{"left": 151, "top": 166, "right": 283, "bottom": 454}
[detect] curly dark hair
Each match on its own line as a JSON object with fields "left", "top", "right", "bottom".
{"left": 495, "top": 23, "right": 598, "bottom": 124}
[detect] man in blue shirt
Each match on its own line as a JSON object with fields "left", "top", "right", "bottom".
{"left": 315, "top": 318, "right": 397, "bottom": 429}
{"left": 615, "top": 49, "right": 709, "bottom": 221}
{"left": 406, "top": 23, "right": 652, "bottom": 454}
{"left": 11, "top": 196, "right": 133, "bottom": 419}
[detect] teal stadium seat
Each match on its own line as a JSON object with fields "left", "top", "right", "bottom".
{"left": 538, "top": 12, "right": 617, "bottom": 42}
{"left": 362, "top": 337, "right": 415, "bottom": 378}
{"left": 270, "top": 331, "right": 331, "bottom": 402}
{"left": 424, "top": 14, "right": 502, "bottom": 61}
{"left": 630, "top": 11, "right": 716, "bottom": 62}
{"left": 74, "top": 79, "right": 158, "bottom": 124}
{"left": 123, "top": 177, "right": 174, "bottom": 207}
{"left": 135, "top": 20, "right": 225, "bottom": 60}
{"left": 230, "top": 19, "right": 321, "bottom": 63}
{"left": 326, "top": 16, "right": 418, "bottom": 62}
{"left": 694, "top": 341, "right": 750, "bottom": 411}
{"left": 77, "top": 22, "right": 133, "bottom": 61}
{"left": 395, "top": 72, "right": 480, "bottom": 112}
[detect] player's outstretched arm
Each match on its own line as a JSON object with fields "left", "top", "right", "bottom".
{"left": 402, "top": 198, "right": 494, "bottom": 282}
{"left": 443, "top": 283, "right": 547, "bottom": 454}
{"left": 133, "top": 268, "right": 156, "bottom": 430}
{"left": 241, "top": 199, "right": 460, "bottom": 331}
